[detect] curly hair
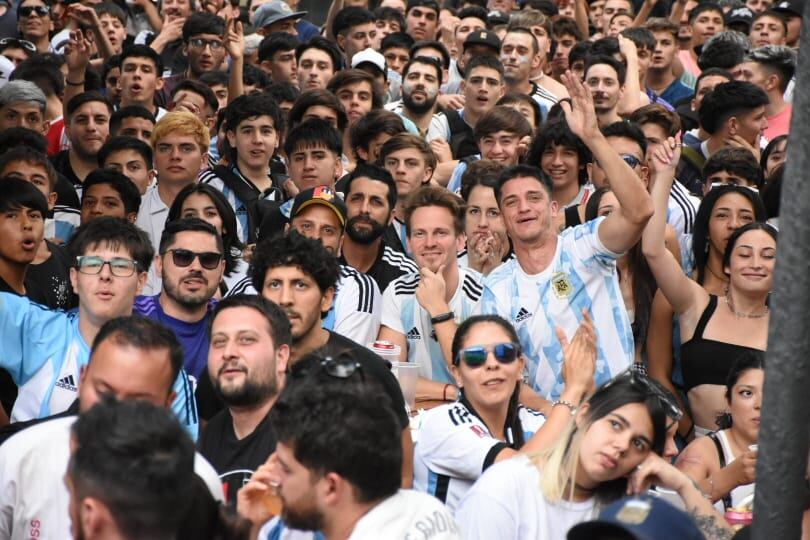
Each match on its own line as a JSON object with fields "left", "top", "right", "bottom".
{"left": 250, "top": 231, "right": 340, "bottom": 294}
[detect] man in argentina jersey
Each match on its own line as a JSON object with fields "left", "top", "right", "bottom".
{"left": 481, "top": 73, "right": 654, "bottom": 401}
{"left": 379, "top": 187, "right": 483, "bottom": 389}
{"left": 413, "top": 399, "right": 546, "bottom": 514}
{"left": 0, "top": 217, "right": 198, "bottom": 438}
{"left": 198, "top": 93, "right": 287, "bottom": 245}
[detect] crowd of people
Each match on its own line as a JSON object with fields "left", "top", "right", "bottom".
{"left": 0, "top": 0, "right": 796, "bottom": 537}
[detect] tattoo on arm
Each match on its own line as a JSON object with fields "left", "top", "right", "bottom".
{"left": 687, "top": 507, "right": 734, "bottom": 540}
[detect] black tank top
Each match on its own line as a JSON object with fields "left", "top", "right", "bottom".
{"left": 680, "top": 295, "right": 763, "bottom": 393}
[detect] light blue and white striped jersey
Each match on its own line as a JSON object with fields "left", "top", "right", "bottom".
{"left": 49, "top": 205, "right": 81, "bottom": 244}
{"left": 447, "top": 155, "right": 481, "bottom": 195}
{"left": 0, "top": 292, "right": 199, "bottom": 439}
{"left": 322, "top": 265, "right": 382, "bottom": 347}
{"left": 480, "top": 217, "right": 634, "bottom": 399}
{"left": 381, "top": 266, "right": 484, "bottom": 383}
{"left": 198, "top": 164, "right": 283, "bottom": 244}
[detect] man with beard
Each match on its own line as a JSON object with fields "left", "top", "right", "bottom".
{"left": 198, "top": 294, "right": 290, "bottom": 505}
{"left": 584, "top": 55, "right": 625, "bottom": 127}
{"left": 386, "top": 56, "right": 445, "bottom": 137}
{"left": 50, "top": 92, "right": 113, "bottom": 199}
{"left": 251, "top": 231, "right": 414, "bottom": 485}
{"left": 134, "top": 218, "right": 225, "bottom": 382}
{"left": 340, "top": 163, "right": 418, "bottom": 292}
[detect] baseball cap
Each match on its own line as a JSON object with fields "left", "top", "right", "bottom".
{"left": 463, "top": 29, "right": 501, "bottom": 53}
{"left": 773, "top": 0, "right": 802, "bottom": 17}
{"left": 253, "top": 0, "right": 307, "bottom": 29}
{"left": 407, "top": 0, "right": 440, "bottom": 13}
{"left": 725, "top": 6, "right": 754, "bottom": 32}
{"left": 567, "top": 496, "right": 705, "bottom": 540}
{"left": 290, "top": 186, "right": 347, "bottom": 227}
{"left": 352, "top": 48, "right": 386, "bottom": 75}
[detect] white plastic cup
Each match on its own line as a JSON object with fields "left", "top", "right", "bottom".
{"left": 391, "top": 362, "right": 419, "bottom": 412}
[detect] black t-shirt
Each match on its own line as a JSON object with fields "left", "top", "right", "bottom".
{"left": 198, "top": 408, "right": 276, "bottom": 505}
{"left": 26, "top": 241, "right": 77, "bottom": 310}
{"left": 317, "top": 331, "right": 409, "bottom": 430}
{"left": 50, "top": 151, "right": 82, "bottom": 193}
{"left": 339, "top": 243, "right": 417, "bottom": 294}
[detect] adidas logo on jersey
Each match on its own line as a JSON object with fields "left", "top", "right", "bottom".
{"left": 407, "top": 327, "right": 421, "bottom": 340}
{"left": 515, "top": 307, "right": 532, "bottom": 323}
{"left": 56, "top": 375, "right": 77, "bottom": 392}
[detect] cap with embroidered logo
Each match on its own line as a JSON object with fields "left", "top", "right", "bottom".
{"left": 463, "top": 29, "right": 501, "bottom": 53}
{"left": 290, "top": 185, "right": 347, "bottom": 227}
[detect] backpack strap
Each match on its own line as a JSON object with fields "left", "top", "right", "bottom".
{"left": 680, "top": 146, "right": 707, "bottom": 171}
{"left": 708, "top": 431, "right": 733, "bottom": 511}
{"left": 212, "top": 165, "right": 281, "bottom": 244}
{"left": 443, "top": 108, "right": 478, "bottom": 160}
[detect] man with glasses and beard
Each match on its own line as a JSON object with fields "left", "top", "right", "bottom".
{"left": 198, "top": 294, "right": 291, "bottom": 505}
{"left": 133, "top": 218, "right": 225, "bottom": 382}
{"left": 339, "top": 164, "right": 418, "bottom": 293}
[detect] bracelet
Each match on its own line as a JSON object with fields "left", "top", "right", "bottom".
{"left": 442, "top": 384, "right": 454, "bottom": 402}
{"left": 551, "top": 400, "right": 577, "bottom": 415}
{"left": 430, "top": 311, "right": 455, "bottom": 325}
{"left": 66, "top": 79, "right": 85, "bottom": 86}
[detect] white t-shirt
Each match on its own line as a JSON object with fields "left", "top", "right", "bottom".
{"left": 413, "top": 401, "right": 546, "bottom": 514}
{"left": 258, "top": 489, "right": 460, "bottom": 540}
{"left": 381, "top": 266, "right": 484, "bottom": 383}
{"left": 0, "top": 416, "right": 222, "bottom": 540}
{"left": 456, "top": 455, "right": 598, "bottom": 540}
{"left": 323, "top": 265, "right": 382, "bottom": 346}
{"left": 136, "top": 185, "right": 169, "bottom": 296}
{"left": 480, "top": 217, "right": 634, "bottom": 399}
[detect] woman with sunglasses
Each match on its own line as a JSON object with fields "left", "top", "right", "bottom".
{"left": 413, "top": 313, "right": 598, "bottom": 514}
{"left": 648, "top": 183, "right": 766, "bottom": 441}
{"left": 644, "top": 140, "right": 775, "bottom": 438}
{"left": 455, "top": 369, "right": 670, "bottom": 539}
{"left": 167, "top": 183, "right": 253, "bottom": 298}
{"left": 676, "top": 352, "right": 763, "bottom": 513}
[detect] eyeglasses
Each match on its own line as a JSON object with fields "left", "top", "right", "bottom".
{"left": 188, "top": 38, "right": 224, "bottom": 51}
{"left": 75, "top": 256, "right": 139, "bottom": 277}
{"left": 164, "top": 248, "right": 222, "bottom": 270}
{"left": 18, "top": 5, "right": 50, "bottom": 17}
{"left": 606, "top": 366, "right": 684, "bottom": 422}
{"left": 0, "top": 38, "right": 36, "bottom": 52}
{"left": 454, "top": 342, "right": 521, "bottom": 368}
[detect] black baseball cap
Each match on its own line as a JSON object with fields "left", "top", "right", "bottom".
{"left": 463, "top": 29, "right": 501, "bottom": 53}
{"left": 773, "top": 0, "right": 802, "bottom": 17}
{"left": 290, "top": 185, "right": 347, "bottom": 227}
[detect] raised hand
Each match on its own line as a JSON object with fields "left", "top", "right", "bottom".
{"left": 556, "top": 310, "right": 597, "bottom": 397}
{"left": 64, "top": 29, "right": 91, "bottom": 74}
{"left": 224, "top": 14, "right": 244, "bottom": 61}
{"left": 648, "top": 133, "right": 682, "bottom": 177}
{"left": 560, "top": 70, "right": 599, "bottom": 140}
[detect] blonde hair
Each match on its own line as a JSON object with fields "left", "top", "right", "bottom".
{"left": 151, "top": 111, "right": 210, "bottom": 153}
{"left": 534, "top": 418, "right": 588, "bottom": 502}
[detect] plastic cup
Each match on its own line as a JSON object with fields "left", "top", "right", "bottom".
{"left": 262, "top": 490, "right": 283, "bottom": 516}
{"left": 391, "top": 361, "right": 419, "bottom": 412}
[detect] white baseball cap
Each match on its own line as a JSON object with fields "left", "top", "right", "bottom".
{"left": 351, "top": 48, "right": 386, "bottom": 74}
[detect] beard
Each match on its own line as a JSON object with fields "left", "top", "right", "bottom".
{"left": 163, "top": 272, "right": 218, "bottom": 310}
{"left": 345, "top": 215, "right": 388, "bottom": 244}
{"left": 213, "top": 366, "right": 278, "bottom": 408}
{"left": 281, "top": 495, "right": 324, "bottom": 532}
{"left": 402, "top": 87, "right": 438, "bottom": 116}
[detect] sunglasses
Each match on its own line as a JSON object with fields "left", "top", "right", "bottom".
{"left": 0, "top": 38, "right": 36, "bottom": 52}
{"left": 454, "top": 342, "right": 521, "bottom": 368}
{"left": 606, "top": 366, "right": 684, "bottom": 422}
{"left": 593, "top": 153, "right": 642, "bottom": 169}
{"left": 18, "top": 5, "right": 50, "bottom": 17}
{"left": 75, "top": 256, "right": 139, "bottom": 277}
{"left": 290, "top": 354, "right": 366, "bottom": 382}
{"left": 709, "top": 182, "right": 759, "bottom": 193}
{"left": 164, "top": 248, "right": 222, "bottom": 269}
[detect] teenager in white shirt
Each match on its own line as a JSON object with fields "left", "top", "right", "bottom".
{"left": 456, "top": 371, "right": 671, "bottom": 540}
{"left": 414, "top": 313, "right": 598, "bottom": 513}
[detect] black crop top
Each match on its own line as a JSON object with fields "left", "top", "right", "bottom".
{"left": 680, "top": 295, "right": 763, "bottom": 393}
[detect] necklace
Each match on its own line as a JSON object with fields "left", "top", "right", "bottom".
{"left": 725, "top": 291, "right": 769, "bottom": 319}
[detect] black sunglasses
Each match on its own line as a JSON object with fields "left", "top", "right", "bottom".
{"left": 454, "top": 342, "right": 521, "bottom": 368}
{"left": 164, "top": 248, "right": 222, "bottom": 270}
{"left": 18, "top": 5, "right": 50, "bottom": 17}
{"left": 0, "top": 37, "right": 36, "bottom": 52}
{"left": 607, "top": 366, "right": 684, "bottom": 422}
{"left": 291, "top": 354, "right": 366, "bottom": 383}
{"left": 594, "top": 153, "right": 642, "bottom": 169}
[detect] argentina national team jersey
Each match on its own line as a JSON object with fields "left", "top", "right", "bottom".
{"left": 381, "top": 266, "right": 483, "bottom": 383}
{"left": 481, "top": 217, "right": 634, "bottom": 399}
{"left": 413, "top": 400, "right": 545, "bottom": 514}
{"left": 0, "top": 292, "right": 199, "bottom": 439}
{"left": 322, "top": 265, "right": 382, "bottom": 346}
